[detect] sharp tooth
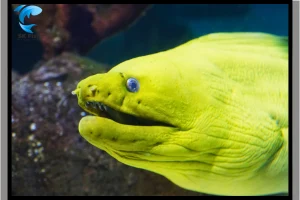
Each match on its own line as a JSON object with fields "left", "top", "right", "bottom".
{"left": 103, "top": 105, "right": 107, "bottom": 111}
{"left": 85, "top": 102, "right": 90, "bottom": 107}
{"left": 97, "top": 103, "right": 103, "bottom": 111}
{"left": 100, "top": 104, "right": 105, "bottom": 111}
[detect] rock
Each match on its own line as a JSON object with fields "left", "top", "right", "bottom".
{"left": 12, "top": 4, "right": 151, "bottom": 59}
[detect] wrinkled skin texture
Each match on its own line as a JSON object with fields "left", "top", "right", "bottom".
{"left": 74, "top": 33, "right": 288, "bottom": 196}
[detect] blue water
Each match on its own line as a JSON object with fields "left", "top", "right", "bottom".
{"left": 87, "top": 4, "right": 288, "bottom": 67}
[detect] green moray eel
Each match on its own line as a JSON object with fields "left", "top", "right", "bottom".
{"left": 72, "top": 32, "right": 288, "bottom": 196}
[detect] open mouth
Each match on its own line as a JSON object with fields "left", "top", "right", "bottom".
{"left": 83, "top": 101, "right": 174, "bottom": 127}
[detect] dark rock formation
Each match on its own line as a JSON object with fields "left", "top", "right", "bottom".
{"left": 12, "top": 4, "right": 151, "bottom": 59}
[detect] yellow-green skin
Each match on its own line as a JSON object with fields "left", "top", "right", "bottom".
{"left": 73, "top": 33, "right": 288, "bottom": 196}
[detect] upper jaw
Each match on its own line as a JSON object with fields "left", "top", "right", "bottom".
{"left": 73, "top": 73, "right": 178, "bottom": 128}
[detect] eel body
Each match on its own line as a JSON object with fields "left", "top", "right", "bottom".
{"left": 72, "top": 32, "right": 288, "bottom": 196}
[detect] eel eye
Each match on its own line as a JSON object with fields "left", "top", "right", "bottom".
{"left": 126, "top": 78, "right": 139, "bottom": 93}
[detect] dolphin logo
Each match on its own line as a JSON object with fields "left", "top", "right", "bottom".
{"left": 14, "top": 5, "right": 43, "bottom": 34}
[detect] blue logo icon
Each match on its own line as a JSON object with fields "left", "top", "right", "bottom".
{"left": 14, "top": 5, "right": 42, "bottom": 34}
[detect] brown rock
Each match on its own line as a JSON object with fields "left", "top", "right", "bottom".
{"left": 12, "top": 4, "right": 151, "bottom": 59}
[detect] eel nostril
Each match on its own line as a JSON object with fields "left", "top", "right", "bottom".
{"left": 89, "top": 85, "right": 98, "bottom": 96}
{"left": 89, "top": 85, "right": 97, "bottom": 91}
